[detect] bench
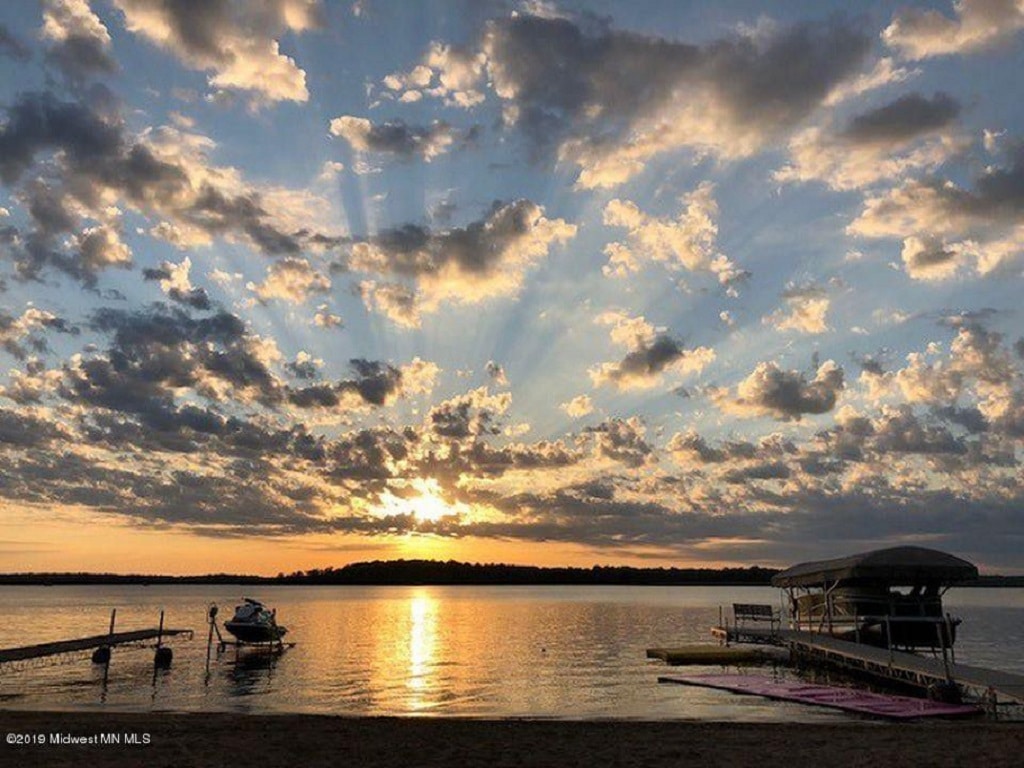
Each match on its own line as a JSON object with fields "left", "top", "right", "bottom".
{"left": 733, "top": 603, "right": 780, "bottom": 631}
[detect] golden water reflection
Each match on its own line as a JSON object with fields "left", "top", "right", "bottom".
{"left": 407, "top": 591, "right": 437, "bottom": 708}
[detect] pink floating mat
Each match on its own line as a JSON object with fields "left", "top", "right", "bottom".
{"left": 659, "top": 673, "right": 981, "bottom": 719}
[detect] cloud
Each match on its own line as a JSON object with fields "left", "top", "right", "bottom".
{"left": 4, "top": 308, "right": 1024, "bottom": 559}
{"left": 346, "top": 199, "right": 575, "bottom": 322}
{"left": 41, "top": 0, "right": 118, "bottom": 83}
{"left": 427, "top": 386, "right": 511, "bottom": 440}
{"left": 0, "top": 307, "right": 79, "bottom": 360}
{"left": 248, "top": 257, "right": 331, "bottom": 304}
{"left": 462, "top": 13, "right": 871, "bottom": 187}
{"left": 0, "top": 25, "right": 31, "bottom": 61}
{"left": 560, "top": 394, "right": 593, "bottom": 418}
{"left": 590, "top": 311, "right": 715, "bottom": 390}
{"left": 714, "top": 359, "right": 844, "bottom": 421}
{"left": 485, "top": 360, "right": 508, "bottom": 386}
{"left": 54, "top": 304, "right": 432, "bottom": 423}
{"left": 883, "top": 0, "right": 1024, "bottom": 60}
{"left": 602, "top": 182, "right": 747, "bottom": 290}
{"left": 667, "top": 430, "right": 756, "bottom": 466}
{"left": 584, "top": 417, "right": 654, "bottom": 468}
{"left": 764, "top": 284, "right": 830, "bottom": 334}
{"left": 312, "top": 303, "right": 343, "bottom": 329}
{"left": 285, "top": 350, "right": 322, "bottom": 380}
{"left": 356, "top": 280, "right": 421, "bottom": 328}
{"left": 142, "top": 256, "right": 212, "bottom": 309}
{"left": 384, "top": 42, "right": 487, "bottom": 108}
{"left": 0, "top": 407, "right": 71, "bottom": 447}
{"left": 776, "top": 92, "right": 964, "bottom": 190}
{"left": 288, "top": 360, "right": 402, "bottom": 409}
{"left": 0, "top": 93, "right": 337, "bottom": 284}
{"left": 329, "top": 116, "right": 461, "bottom": 161}
{"left": 112, "top": 0, "right": 321, "bottom": 104}
{"left": 899, "top": 235, "right": 964, "bottom": 280}
{"left": 288, "top": 357, "right": 438, "bottom": 411}
{"left": 848, "top": 142, "right": 1024, "bottom": 276}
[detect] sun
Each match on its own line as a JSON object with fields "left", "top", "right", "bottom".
{"left": 377, "top": 477, "right": 459, "bottom": 525}
{"left": 412, "top": 484, "right": 452, "bottom": 523}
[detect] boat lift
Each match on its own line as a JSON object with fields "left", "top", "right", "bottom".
{"left": 204, "top": 603, "right": 294, "bottom": 676}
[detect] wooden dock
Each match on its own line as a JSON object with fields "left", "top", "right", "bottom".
{"left": 0, "top": 628, "right": 193, "bottom": 667}
{"left": 646, "top": 644, "right": 787, "bottom": 665}
{"left": 711, "top": 625, "right": 1024, "bottom": 706}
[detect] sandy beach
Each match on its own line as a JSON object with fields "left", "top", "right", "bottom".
{"left": 1, "top": 711, "right": 1021, "bottom": 768}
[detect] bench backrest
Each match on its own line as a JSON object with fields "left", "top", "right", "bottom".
{"left": 733, "top": 603, "right": 776, "bottom": 620}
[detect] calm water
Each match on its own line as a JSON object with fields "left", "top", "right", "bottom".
{"left": 1, "top": 585, "right": 1021, "bottom": 721}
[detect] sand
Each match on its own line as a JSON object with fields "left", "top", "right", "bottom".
{"left": 1, "top": 711, "right": 1022, "bottom": 768}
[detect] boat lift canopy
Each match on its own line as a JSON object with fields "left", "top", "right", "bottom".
{"left": 770, "top": 546, "right": 978, "bottom": 589}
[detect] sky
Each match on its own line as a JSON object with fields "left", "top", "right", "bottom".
{"left": 1, "top": 0, "right": 1023, "bottom": 575}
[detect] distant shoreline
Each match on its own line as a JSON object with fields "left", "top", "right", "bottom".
{"left": 1, "top": 559, "right": 1021, "bottom": 587}
{"left": 1, "top": 711, "right": 1021, "bottom": 768}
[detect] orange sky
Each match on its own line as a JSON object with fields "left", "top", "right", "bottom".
{"left": 0, "top": 504, "right": 758, "bottom": 575}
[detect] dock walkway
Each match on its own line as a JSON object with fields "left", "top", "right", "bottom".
{"left": 0, "top": 628, "right": 193, "bottom": 667}
{"left": 712, "top": 625, "right": 1024, "bottom": 705}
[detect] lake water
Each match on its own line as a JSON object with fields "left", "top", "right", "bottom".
{"left": 1, "top": 585, "right": 1021, "bottom": 721}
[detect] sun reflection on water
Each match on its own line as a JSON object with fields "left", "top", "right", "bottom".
{"left": 407, "top": 592, "right": 437, "bottom": 708}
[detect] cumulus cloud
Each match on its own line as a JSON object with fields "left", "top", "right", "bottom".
{"left": 602, "top": 182, "right": 747, "bottom": 290}
{"left": 764, "top": 284, "right": 831, "bottom": 334}
{"left": 560, "top": 394, "right": 593, "bottom": 418}
{"left": 667, "top": 430, "right": 757, "bottom": 466}
{"left": 329, "top": 116, "right": 461, "bottom": 161}
{"left": 0, "top": 307, "right": 79, "bottom": 360}
{"left": 584, "top": 417, "right": 654, "bottom": 468}
{"left": 356, "top": 280, "right": 420, "bottom": 328}
{"left": 142, "top": 256, "right": 211, "bottom": 309}
{"left": 312, "top": 304, "right": 343, "bottom": 329}
{"left": 485, "top": 360, "right": 508, "bottom": 386}
{"left": 0, "top": 93, "right": 337, "bottom": 284}
{"left": 112, "top": 0, "right": 321, "bottom": 104}
{"left": 345, "top": 199, "right": 575, "bottom": 323}
{"left": 883, "top": 0, "right": 1024, "bottom": 60}
{"left": 427, "top": 386, "right": 511, "bottom": 440}
{"left": 446, "top": 13, "right": 872, "bottom": 187}
{"left": 899, "top": 235, "right": 964, "bottom": 280}
{"left": 384, "top": 42, "right": 487, "bottom": 108}
{"left": 41, "top": 0, "right": 118, "bottom": 83}
{"left": 78, "top": 224, "right": 133, "bottom": 271}
{"left": 284, "top": 350, "right": 322, "bottom": 380}
{"left": 714, "top": 359, "right": 844, "bottom": 421}
{"left": 848, "top": 142, "right": 1024, "bottom": 276}
{"left": 248, "top": 257, "right": 330, "bottom": 304}
{"left": 777, "top": 92, "right": 965, "bottom": 190}
{"left": 590, "top": 311, "right": 715, "bottom": 390}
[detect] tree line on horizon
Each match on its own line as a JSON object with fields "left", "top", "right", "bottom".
{"left": 0, "top": 558, "right": 779, "bottom": 585}
{"left": 2, "top": 559, "right": 1018, "bottom": 586}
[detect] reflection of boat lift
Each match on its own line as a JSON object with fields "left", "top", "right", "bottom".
{"left": 205, "top": 602, "right": 294, "bottom": 675}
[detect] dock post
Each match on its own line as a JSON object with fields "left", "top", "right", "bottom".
{"left": 938, "top": 615, "right": 953, "bottom": 683}
{"left": 205, "top": 604, "right": 218, "bottom": 679}
{"left": 99, "top": 608, "right": 115, "bottom": 693}
{"left": 91, "top": 608, "right": 116, "bottom": 666}
{"left": 154, "top": 610, "right": 173, "bottom": 669}
{"left": 884, "top": 616, "right": 893, "bottom": 666}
